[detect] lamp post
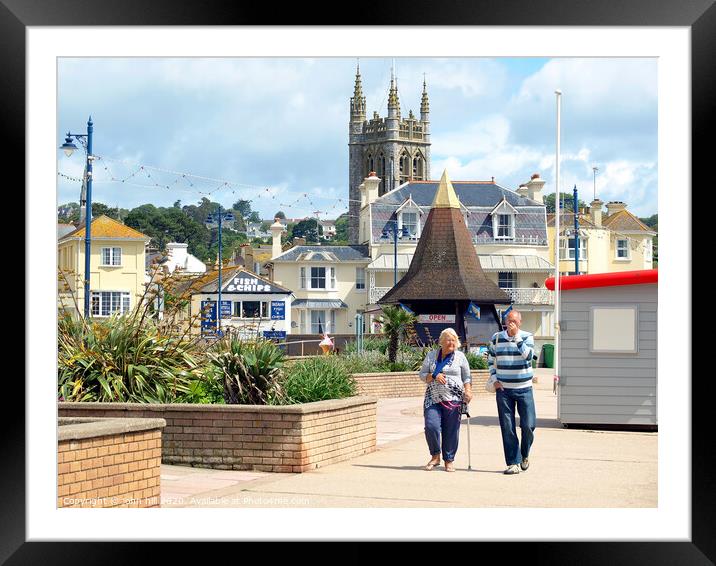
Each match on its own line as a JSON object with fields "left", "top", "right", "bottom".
{"left": 382, "top": 220, "right": 409, "bottom": 286}
{"left": 60, "top": 116, "right": 94, "bottom": 319}
{"left": 207, "top": 206, "right": 235, "bottom": 337}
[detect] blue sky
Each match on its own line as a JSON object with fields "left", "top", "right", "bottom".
{"left": 57, "top": 57, "right": 657, "bottom": 219}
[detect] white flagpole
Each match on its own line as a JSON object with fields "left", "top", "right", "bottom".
{"left": 554, "top": 90, "right": 562, "bottom": 396}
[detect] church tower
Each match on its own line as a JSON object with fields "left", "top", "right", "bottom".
{"left": 348, "top": 63, "right": 432, "bottom": 244}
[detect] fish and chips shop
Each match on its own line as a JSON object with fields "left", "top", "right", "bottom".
{"left": 191, "top": 268, "right": 293, "bottom": 340}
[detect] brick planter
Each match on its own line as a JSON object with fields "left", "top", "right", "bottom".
{"left": 59, "top": 396, "right": 377, "bottom": 473}
{"left": 352, "top": 369, "right": 490, "bottom": 398}
{"left": 58, "top": 416, "right": 166, "bottom": 508}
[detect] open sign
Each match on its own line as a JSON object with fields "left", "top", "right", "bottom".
{"left": 417, "top": 314, "right": 456, "bottom": 323}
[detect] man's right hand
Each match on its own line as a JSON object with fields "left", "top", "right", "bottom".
{"left": 494, "top": 381, "right": 504, "bottom": 391}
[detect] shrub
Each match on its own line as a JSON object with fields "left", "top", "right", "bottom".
{"left": 57, "top": 313, "right": 200, "bottom": 403}
{"left": 466, "top": 351, "right": 488, "bottom": 370}
{"left": 280, "top": 356, "right": 357, "bottom": 404}
{"left": 337, "top": 350, "right": 391, "bottom": 374}
{"left": 345, "top": 336, "right": 388, "bottom": 354}
{"left": 207, "top": 338, "right": 285, "bottom": 405}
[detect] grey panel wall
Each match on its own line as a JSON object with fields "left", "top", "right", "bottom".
{"left": 558, "top": 283, "right": 657, "bottom": 425}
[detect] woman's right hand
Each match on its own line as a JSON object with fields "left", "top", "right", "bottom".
{"left": 434, "top": 373, "right": 447, "bottom": 385}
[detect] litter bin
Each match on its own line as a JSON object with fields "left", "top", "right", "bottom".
{"left": 542, "top": 343, "right": 554, "bottom": 368}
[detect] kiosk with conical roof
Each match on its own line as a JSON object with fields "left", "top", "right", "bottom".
{"left": 379, "top": 170, "right": 511, "bottom": 346}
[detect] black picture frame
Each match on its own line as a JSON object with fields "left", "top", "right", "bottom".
{"left": 6, "top": 0, "right": 707, "bottom": 561}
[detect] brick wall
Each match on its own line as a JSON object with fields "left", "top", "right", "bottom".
{"left": 352, "top": 370, "right": 491, "bottom": 398}
{"left": 59, "top": 397, "right": 377, "bottom": 473}
{"left": 58, "top": 426, "right": 163, "bottom": 508}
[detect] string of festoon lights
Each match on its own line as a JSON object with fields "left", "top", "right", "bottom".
{"left": 57, "top": 153, "right": 364, "bottom": 220}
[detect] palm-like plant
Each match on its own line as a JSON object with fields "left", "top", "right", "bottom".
{"left": 206, "top": 338, "right": 285, "bottom": 405}
{"left": 377, "top": 305, "right": 417, "bottom": 363}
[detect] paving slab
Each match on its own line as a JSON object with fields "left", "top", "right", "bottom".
{"left": 161, "top": 368, "right": 657, "bottom": 508}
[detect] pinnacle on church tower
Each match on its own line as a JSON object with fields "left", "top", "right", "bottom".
{"left": 387, "top": 69, "right": 400, "bottom": 116}
{"left": 421, "top": 76, "right": 430, "bottom": 120}
{"left": 350, "top": 61, "right": 366, "bottom": 122}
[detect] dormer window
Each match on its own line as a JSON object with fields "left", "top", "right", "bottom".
{"left": 400, "top": 212, "right": 419, "bottom": 238}
{"left": 395, "top": 196, "right": 424, "bottom": 240}
{"left": 490, "top": 198, "right": 518, "bottom": 241}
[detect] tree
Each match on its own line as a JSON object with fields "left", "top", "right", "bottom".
{"left": 274, "top": 211, "right": 286, "bottom": 220}
{"left": 173, "top": 200, "right": 182, "bottom": 209}
{"left": 333, "top": 213, "right": 349, "bottom": 244}
{"left": 246, "top": 211, "right": 261, "bottom": 224}
{"left": 290, "top": 219, "right": 319, "bottom": 243}
{"left": 544, "top": 192, "right": 587, "bottom": 214}
{"left": 232, "top": 199, "right": 252, "bottom": 218}
{"left": 377, "top": 305, "right": 417, "bottom": 363}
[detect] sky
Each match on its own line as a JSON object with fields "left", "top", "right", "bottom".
{"left": 57, "top": 57, "right": 658, "bottom": 220}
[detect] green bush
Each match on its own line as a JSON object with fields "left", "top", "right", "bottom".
{"left": 338, "top": 350, "right": 391, "bottom": 373}
{"left": 346, "top": 336, "right": 389, "bottom": 354}
{"left": 466, "top": 351, "right": 488, "bottom": 370}
{"left": 57, "top": 313, "right": 200, "bottom": 403}
{"left": 279, "top": 356, "right": 357, "bottom": 404}
{"left": 207, "top": 338, "right": 285, "bottom": 405}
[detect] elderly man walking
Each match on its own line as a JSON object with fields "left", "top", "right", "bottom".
{"left": 488, "top": 309, "right": 536, "bottom": 475}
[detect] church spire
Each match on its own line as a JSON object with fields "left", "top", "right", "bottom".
{"left": 388, "top": 63, "right": 400, "bottom": 116}
{"left": 350, "top": 60, "right": 366, "bottom": 122}
{"left": 421, "top": 74, "right": 430, "bottom": 120}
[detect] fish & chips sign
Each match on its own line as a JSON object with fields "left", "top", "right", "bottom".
{"left": 226, "top": 275, "right": 273, "bottom": 293}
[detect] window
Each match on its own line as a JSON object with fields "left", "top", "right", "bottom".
{"left": 300, "top": 310, "right": 306, "bottom": 333}
{"left": 330, "top": 310, "right": 336, "bottom": 332}
{"left": 300, "top": 267, "right": 306, "bottom": 289}
{"left": 305, "top": 266, "right": 336, "bottom": 290}
{"left": 498, "top": 272, "right": 517, "bottom": 289}
{"left": 496, "top": 214, "right": 514, "bottom": 239}
{"left": 644, "top": 239, "right": 653, "bottom": 263}
{"left": 616, "top": 238, "right": 630, "bottom": 259}
{"left": 400, "top": 212, "right": 419, "bottom": 238}
{"left": 90, "top": 291, "right": 131, "bottom": 317}
{"left": 311, "top": 310, "right": 326, "bottom": 334}
{"left": 242, "top": 301, "right": 261, "bottom": 318}
{"left": 560, "top": 238, "right": 588, "bottom": 260}
{"left": 233, "top": 301, "right": 242, "bottom": 317}
{"left": 356, "top": 267, "right": 366, "bottom": 290}
{"left": 311, "top": 267, "right": 326, "bottom": 289}
{"left": 101, "top": 247, "right": 122, "bottom": 266}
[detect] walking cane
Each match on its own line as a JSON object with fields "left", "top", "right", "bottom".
{"left": 461, "top": 401, "right": 472, "bottom": 471}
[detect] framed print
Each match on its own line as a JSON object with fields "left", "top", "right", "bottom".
{"left": 6, "top": 0, "right": 709, "bottom": 562}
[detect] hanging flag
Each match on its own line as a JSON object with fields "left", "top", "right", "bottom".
{"left": 399, "top": 303, "right": 415, "bottom": 315}
{"left": 465, "top": 301, "right": 481, "bottom": 320}
{"left": 501, "top": 304, "right": 513, "bottom": 323}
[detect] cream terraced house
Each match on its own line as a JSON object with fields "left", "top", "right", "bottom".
{"left": 57, "top": 215, "right": 151, "bottom": 318}
{"left": 270, "top": 244, "right": 371, "bottom": 335}
{"left": 547, "top": 199, "right": 656, "bottom": 276}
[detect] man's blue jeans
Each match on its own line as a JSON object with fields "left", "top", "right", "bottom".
{"left": 424, "top": 402, "right": 462, "bottom": 462}
{"left": 495, "top": 386, "right": 536, "bottom": 466}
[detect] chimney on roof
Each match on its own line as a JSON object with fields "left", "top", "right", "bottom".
{"left": 360, "top": 171, "right": 380, "bottom": 208}
{"left": 270, "top": 218, "right": 285, "bottom": 260}
{"left": 165, "top": 242, "right": 188, "bottom": 273}
{"left": 605, "top": 201, "right": 627, "bottom": 217}
{"left": 293, "top": 237, "right": 306, "bottom": 247}
{"left": 521, "top": 173, "right": 546, "bottom": 204}
{"left": 590, "top": 198, "right": 604, "bottom": 227}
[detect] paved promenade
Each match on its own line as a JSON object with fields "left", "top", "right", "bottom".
{"left": 160, "top": 370, "right": 657, "bottom": 508}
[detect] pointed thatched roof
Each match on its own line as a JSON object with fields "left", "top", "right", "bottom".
{"left": 379, "top": 170, "right": 511, "bottom": 305}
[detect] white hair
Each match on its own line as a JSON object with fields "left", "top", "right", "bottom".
{"left": 438, "top": 327, "right": 461, "bottom": 349}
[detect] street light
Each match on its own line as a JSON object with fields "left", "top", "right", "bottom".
{"left": 60, "top": 116, "right": 94, "bottom": 319}
{"left": 206, "top": 205, "right": 234, "bottom": 337}
{"left": 381, "top": 220, "right": 409, "bottom": 286}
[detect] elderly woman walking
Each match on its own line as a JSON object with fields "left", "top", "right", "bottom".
{"left": 419, "top": 328, "right": 473, "bottom": 472}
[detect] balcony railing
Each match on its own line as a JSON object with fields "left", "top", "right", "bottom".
{"left": 369, "top": 286, "right": 391, "bottom": 304}
{"left": 473, "top": 235, "right": 548, "bottom": 246}
{"left": 503, "top": 287, "right": 554, "bottom": 305}
{"left": 369, "top": 286, "right": 553, "bottom": 306}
